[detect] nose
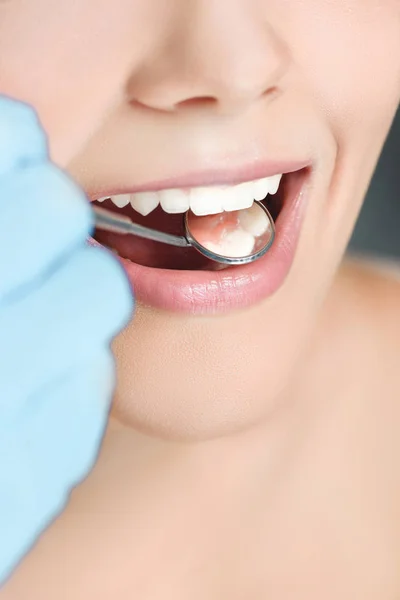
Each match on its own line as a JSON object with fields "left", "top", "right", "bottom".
{"left": 127, "top": 2, "right": 289, "bottom": 115}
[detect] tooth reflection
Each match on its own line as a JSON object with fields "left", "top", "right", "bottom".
{"left": 187, "top": 203, "right": 273, "bottom": 260}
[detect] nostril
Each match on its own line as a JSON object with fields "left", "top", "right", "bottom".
{"left": 175, "top": 96, "right": 219, "bottom": 111}
{"left": 260, "top": 85, "right": 281, "bottom": 104}
{"left": 175, "top": 85, "right": 281, "bottom": 113}
{"left": 129, "top": 95, "right": 219, "bottom": 115}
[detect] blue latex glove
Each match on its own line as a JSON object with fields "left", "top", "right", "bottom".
{"left": 0, "top": 95, "right": 134, "bottom": 584}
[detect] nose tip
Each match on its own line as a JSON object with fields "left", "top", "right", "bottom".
{"left": 127, "top": 9, "right": 288, "bottom": 116}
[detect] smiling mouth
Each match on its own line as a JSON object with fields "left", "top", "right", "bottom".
{"left": 92, "top": 168, "right": 308, "bottom": 271}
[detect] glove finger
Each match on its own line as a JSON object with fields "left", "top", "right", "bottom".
{"left": 0, "top": 95, "right": 48, "bottom": 177}
{"left": 0, "top": 349, "right": 114, "bottom": 585}
{"left": 0, "top": 244, "right": 133, "bottom": 418}
{"left": 0, "top": 163, "right": 93, "bottom": 302}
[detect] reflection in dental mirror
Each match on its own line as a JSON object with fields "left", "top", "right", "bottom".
{"left": 185, "top": 201, "right": 275, "bottom": 265}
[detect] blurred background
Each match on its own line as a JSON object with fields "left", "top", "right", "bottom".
{"left": 348, "top": 110, "right": 399, "bottom": 259}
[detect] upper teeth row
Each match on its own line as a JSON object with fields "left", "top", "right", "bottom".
{"left": 97, "top": 174, "right": 282, "bottom": 217}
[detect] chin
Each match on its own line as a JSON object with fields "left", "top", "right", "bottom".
{"left": 108, "top": 290, "right": 320, "bottom": 442}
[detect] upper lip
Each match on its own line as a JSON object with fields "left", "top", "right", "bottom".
{"left": 89, "top": 158, "right": 311, "bottom": 201}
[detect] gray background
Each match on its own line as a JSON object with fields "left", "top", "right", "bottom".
{"left": 348, "top": 111, "right": 399, "bottom": 259}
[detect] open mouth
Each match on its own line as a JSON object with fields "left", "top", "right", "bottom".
{"left": 89, "top": 164, "right": 310, "bottom": 314}
{"left": 92, "top": 169, "right": 305, "bottom": 272}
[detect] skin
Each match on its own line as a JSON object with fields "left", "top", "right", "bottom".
{"left": 1, "top": 1, "right": 400, "bottom": 597}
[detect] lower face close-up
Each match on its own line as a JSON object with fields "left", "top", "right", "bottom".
{"left": 0, "top": 0, "right": 399, "bottom": 443}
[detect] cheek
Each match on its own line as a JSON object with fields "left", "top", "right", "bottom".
{"left": 111, "top": 308, "right": 278, "bottom": 441}
{"left": 271, "top": 0, "right": 400, "bottom": 146}
{"left": 299, "top": 5, "right": 400, "bottom": 135}
{"left": 0, "top": 1, "right": 158, "bottom": 166}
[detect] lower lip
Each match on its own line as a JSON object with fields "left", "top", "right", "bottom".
{"left": 89, "top": 175, "right": 309, "bottom": 315}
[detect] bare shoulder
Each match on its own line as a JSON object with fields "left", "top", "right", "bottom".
{"left": 332, "top": 254, "right": 400, "bottom": 360}
{"left": 340, "top": 254, "right": 400, "bottom": 320}
{"left": 309, "top": 255, "right": 400, "bottom": 405}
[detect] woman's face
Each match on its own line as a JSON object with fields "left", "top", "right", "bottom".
{"left": 1, "top": 1, "right": 399, "bottom": 440}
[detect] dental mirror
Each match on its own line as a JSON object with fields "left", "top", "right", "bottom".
{"left": 93, "top": 201, "right": 275, "bottom": 266}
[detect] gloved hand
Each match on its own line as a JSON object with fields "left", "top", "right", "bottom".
{"left": 0, "top": 95, "right": 134, "bottom": 584}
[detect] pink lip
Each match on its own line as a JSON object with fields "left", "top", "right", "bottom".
{"left": 88, "top": 159, "right": 311, "bottom": 199}
{"left": 88, "top": 167, "right": 311, "bottom": 315}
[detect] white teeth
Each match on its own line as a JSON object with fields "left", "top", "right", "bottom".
{"left": 189, "top": 187, "right": 225, "bottom": 216}
{"left": 222, "top": 182, "right": 254, "bottom": 212}
{"left": 252, "top": 174, "right": 282, "bottom": 200}
{"left": 253, "top": 178, "right": 272, "bottom": 201}
{"left": 99, "top": 173, "right": 283, "bottom": 217}
{"left": 268, "top": 174, "right": 282, "bottom": 195}
{"left": 110, "top": 194, "right": 130, "bottom": 208}
{"left": 130, "top": 192, "right": 160, "bottom": 216}
{"left": 159, "top": 189, "right": 190, "bottom": 214}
